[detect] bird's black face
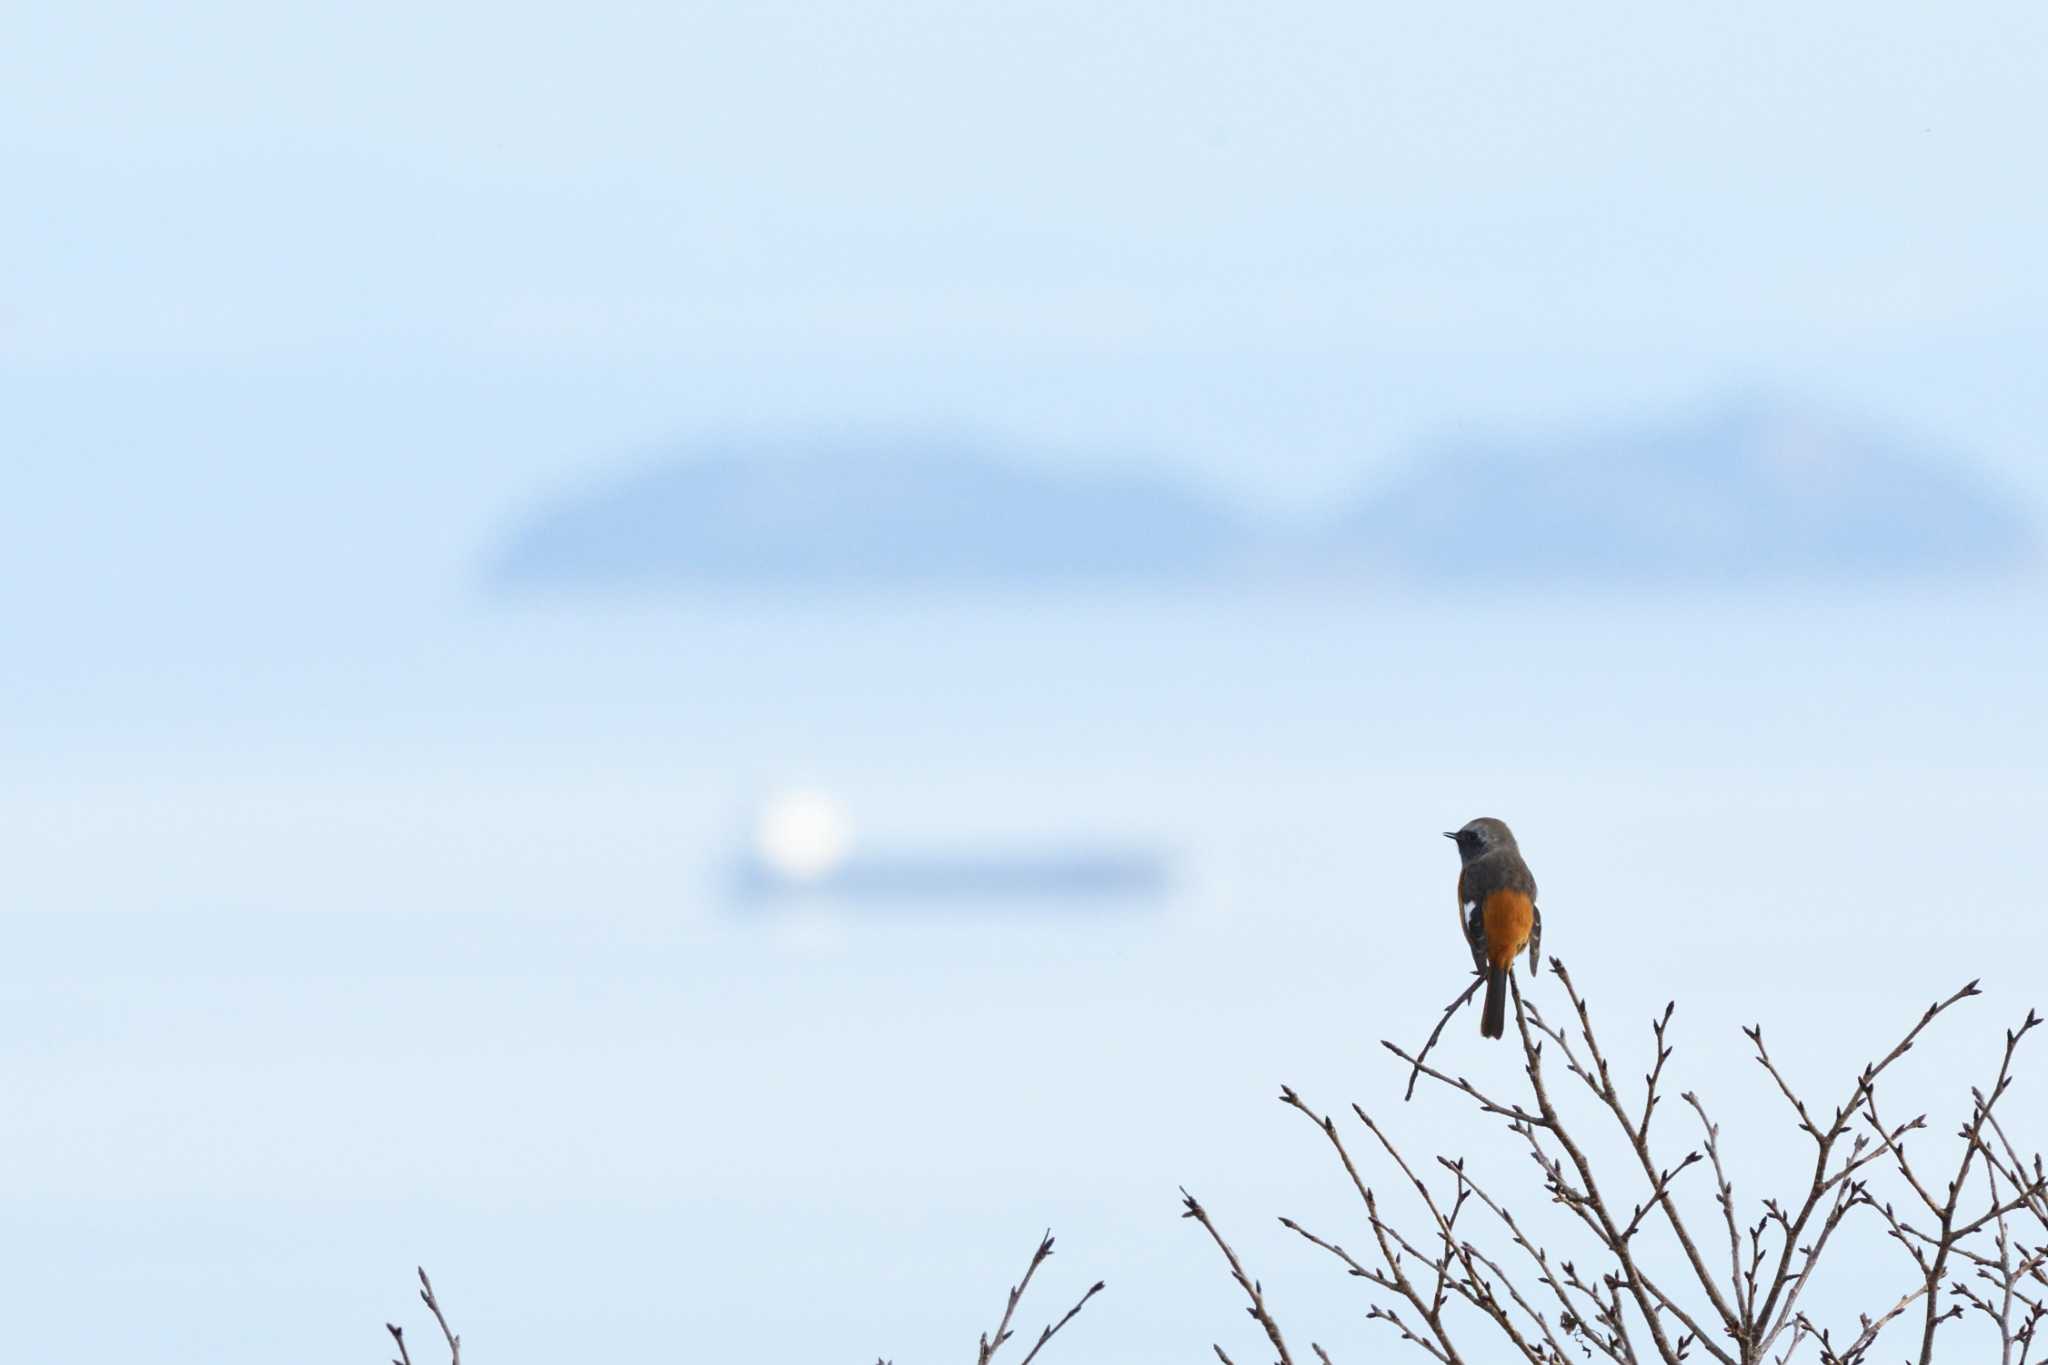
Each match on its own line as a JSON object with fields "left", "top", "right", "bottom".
{"left": 1445, "top": 818, "right": 1511, "bottom": 864}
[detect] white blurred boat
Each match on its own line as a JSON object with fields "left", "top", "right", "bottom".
{"left": 727, "top": 789, "right": 1170, "bottom": 907}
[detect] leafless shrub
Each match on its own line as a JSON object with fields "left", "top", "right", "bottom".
{"left": 1184, "top": 958, "right": 2048, "bottom": 1365}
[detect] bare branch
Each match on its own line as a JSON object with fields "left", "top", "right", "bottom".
{"left": 411, "top": 1269, "right": 459, "bottom": 1365}
{"left": 1183, "top": 1188, "right": 1298, "bottom": 1365}
{"left": 1015, "top": 1277, "right": 1106, "bottom": 1365}
{"left": 977, "top": 1231, "right": 1104, "bottom": 1365}
{"left": 1397, "top": 974, "right": 1489, "bottom": 1102}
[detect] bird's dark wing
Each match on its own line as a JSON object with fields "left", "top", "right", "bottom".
{"left": 1463, "top": 896, "right": 1488, "bottom": 974}
{"left": 1526, "top": 902, "right": 1543, "bottom": 977}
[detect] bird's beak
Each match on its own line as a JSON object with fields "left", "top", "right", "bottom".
{"left": 1441, "top": 831, "right": 1458, "bottom": 840}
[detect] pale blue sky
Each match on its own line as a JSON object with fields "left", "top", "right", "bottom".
{"left": 10, "top": 0, "right": 2047, "bottom": 366}
{"left": 8, "top": 2, "right": 2048, "bottom": 495}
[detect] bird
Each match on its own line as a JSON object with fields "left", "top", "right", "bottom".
{"left": 1444, "top": 818, "right": 1541, "bottom": 1039}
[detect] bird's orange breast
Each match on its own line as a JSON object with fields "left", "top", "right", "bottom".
{"left": 1481, "top": 889, "right": 1534, "bottom": 969}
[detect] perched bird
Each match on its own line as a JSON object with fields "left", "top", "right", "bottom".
{"left": 1444, "top": 818, "right": 1542, "bottom": 1039}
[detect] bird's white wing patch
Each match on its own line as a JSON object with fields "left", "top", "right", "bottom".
{"left": 1461, "top": 899, "right": 1487, "bottom": 971}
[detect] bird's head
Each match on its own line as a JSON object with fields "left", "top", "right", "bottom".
{"left": 1443, "top": 817, "right": 1517, "bottom": 864}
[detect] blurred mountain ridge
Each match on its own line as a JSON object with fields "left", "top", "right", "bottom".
{"left": 1335, "top": 396, "right": 2034, "bottom": 584}
{"left": 489, "top": 398, "right": 2035, "bottom": 592}
{"left": 491, "top": 434, "right": 1249, "bottom": 589}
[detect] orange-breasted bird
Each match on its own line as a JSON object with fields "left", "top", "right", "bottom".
{"left": 1444, "top": 818, "right": 1542, "bottom": 1039}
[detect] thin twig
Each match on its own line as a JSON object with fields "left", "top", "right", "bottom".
{"left": 1399, "top": 974, "right": 1488, "bottom": 1102}
{"left": 1016, "top": 1277, "right": 1107, "bottom": 1365}
{"left": 416, "top": 1269, "right": 459, "bottom": 1365}
{"left": 978, "top": 1231, "right": 1102, "bottom": 1365}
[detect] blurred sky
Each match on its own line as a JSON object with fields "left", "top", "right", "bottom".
{"left": 7, "top": 0, "right": 2048, "bottom": 641}
{"left": 6, "top": 4, "right": 2048, "bottom": 1363}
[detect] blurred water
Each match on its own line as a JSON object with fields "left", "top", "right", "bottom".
{"left": 3, "top": 584, "right": 2046, "bottom": 1361}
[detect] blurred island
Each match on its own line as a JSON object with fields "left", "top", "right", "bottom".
{"left": 488, "top": 400, "right": 2033, "bottom": 592}
{"left": 1336, "top": 399, "right": 2033, "bottom": 584}
{"left": 490, "top": 436, "right": 1246, "bottom": 588}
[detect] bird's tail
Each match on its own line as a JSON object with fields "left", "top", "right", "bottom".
{"left": 1481, "top": 965, "right": 1507, "bottom": 1040}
